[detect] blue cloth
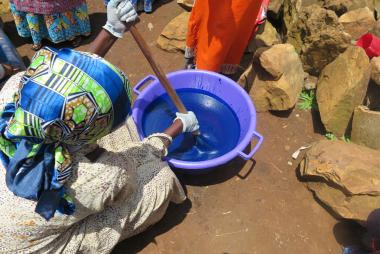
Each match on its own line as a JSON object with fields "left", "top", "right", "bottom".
{"left": 0, "top": 47, "right": 132, "bottom": 220}
{"left": 0, "top": 27, "right": 26, "bottom": 84}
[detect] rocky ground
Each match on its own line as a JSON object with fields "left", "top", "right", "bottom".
{"left": 2, "top": 0, "right": 379, "bottom": 253}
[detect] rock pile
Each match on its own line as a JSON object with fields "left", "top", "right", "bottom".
{"left": 247, "top": 0, "right": 380, "bottom": 225}
{"left": 156, "top": 0, "right": 380, "bottom": 225}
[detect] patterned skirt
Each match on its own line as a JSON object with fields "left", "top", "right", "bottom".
{"left": 9, "top": 3, "right": 91, "bottom": 45}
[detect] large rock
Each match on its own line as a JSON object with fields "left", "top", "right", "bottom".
{"left": 283, "top": 0, "right": 303, "bottom": 34}
{"left": 248, "top": 44, "right": 304, "bottom": 112}
{"left": 371, "top": 20, "right": 380, "bottom": 38}
{"left": 299, "top": 140, "right": 380, "bottom": 224}
{"left": 316, "top": 46, "right": 370, "bottom": 136}
{"left": 338, "top": 7, "right": 376, "bottom": 40}
{"left": 177, "top": 0, "right": 194, "bottom": 10}
{"left": 370, "top": 57, "right": 380, "bottom": 85}
{"left": 351, "top": 106, "right": 380, "bottom": 150}
{"left": 157, "top": 12, "right": 189, "bottom": 53}
{"left": 376, "top": 0, "right": 380, "bottom": 19}
{"left": 268, "top": 0, "right": 284, "bottom": 19}
{"left": 287, "top": 5, "right": 351, "bottom": 76}
{"left": 324, "top": 0, "right": 376, "bottom": 16}
{"left": 249, "top": 22, "right": 281, "bottom": 52}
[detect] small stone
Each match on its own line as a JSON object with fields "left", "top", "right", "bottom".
{"left": 304, "top": 74, "right": 318, "bottom": 90}
{"left": 147, "top": 22, "right": 154, "bottom": 31}
{"left": 288, "top": 161, "right": 293, "bottom": 166}
{"left": 295, "top": 114, "right": 300, "bottom": 117}
{"left": 338, "top": 7, "right": 376, "bottom": 40}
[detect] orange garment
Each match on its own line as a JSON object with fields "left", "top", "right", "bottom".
{"left": 186, "top": 0, "right": 264, "bottom": 74}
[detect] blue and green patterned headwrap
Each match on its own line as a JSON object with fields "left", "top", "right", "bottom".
{"left": 0, "top": 47, "right": 132, "bottom": 220}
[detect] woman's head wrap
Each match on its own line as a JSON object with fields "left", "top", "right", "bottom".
{"left": 0, "top": 47, "right": 132, "bottom": 220}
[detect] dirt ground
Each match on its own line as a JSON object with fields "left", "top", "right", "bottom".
{"left": 2, "top": 1, "right": 364, "bottom": 253}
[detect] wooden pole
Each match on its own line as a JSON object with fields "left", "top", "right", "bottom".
{"left": 129, "top": 25, "right": 188, "bottom": 114}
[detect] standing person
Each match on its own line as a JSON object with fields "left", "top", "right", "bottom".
{"left": 185, "top": 0, "right": 268, "bottom": 76}
{"left": 9, "top": 0, "right": 91, "bottom": 50}
{"left": 0, "top": 0, "right": 199, "bottom": 252}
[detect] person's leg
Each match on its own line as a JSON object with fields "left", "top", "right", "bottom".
{"left": 185, "top": 0, "right": 263, "bottom": 73}
{"left": 221, "top": 1, "right": 264, "bottom": 75}
{"left": 24, "top": 12, "right": 43, "bottom": 50}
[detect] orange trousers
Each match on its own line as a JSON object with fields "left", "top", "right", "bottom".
{"left": 186, "top": 0, "right": 264, "bottom": 73}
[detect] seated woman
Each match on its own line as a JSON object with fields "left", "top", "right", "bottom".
{"left": 0, "top": 0, "right": 198, "bottom": 252}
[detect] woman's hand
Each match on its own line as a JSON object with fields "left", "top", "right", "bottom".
{"left": 103, "top": 0, "right": 138, "bottom": 38}
{"left": 89, "top": 0, "right": 138, "bottom": 56}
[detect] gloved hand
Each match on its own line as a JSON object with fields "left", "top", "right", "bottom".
{"left": 175, "top": 111, "right": 200, "bottom": 133}
{"left": 103, "top": 0, "right": 138, "bottom": 38}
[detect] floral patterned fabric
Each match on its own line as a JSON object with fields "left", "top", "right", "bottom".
{"left": 12, "top": 0, "right": 85, "bottom": 15}
{"left": 0, "top": 72, "right": 186, "bottom": 253}
{"left": 10, "top": 2, "right": 91, "bottom": 45}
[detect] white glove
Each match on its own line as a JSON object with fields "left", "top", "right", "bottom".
{"left": 103, "top": 0, "right": 138, "bottom": 38}
{"left": 175, "top": 111, "right": 200, "bottom": 133}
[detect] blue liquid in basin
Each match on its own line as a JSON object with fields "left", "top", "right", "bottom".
{"left": 142, "top": 88, "right": 241, "bottom": 162}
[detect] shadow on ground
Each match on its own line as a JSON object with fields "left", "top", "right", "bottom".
{"left": 176, "top": 157, "right": 256, "bottom": 187}
{"left": 113, "top": 199, "right": 192, "bottom": 254}
{"left": 333, "top": 221, "right": 366, "bottom": 247}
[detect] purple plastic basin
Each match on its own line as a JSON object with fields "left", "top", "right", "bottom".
{"left": 132, "top": 70, "right": 263, "bottom": 173}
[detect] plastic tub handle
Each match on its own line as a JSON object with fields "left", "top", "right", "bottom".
{"left": 238, "top": 131, "right": 264, "bottom": 160}
{"left": 133, "top": 75, "right": 158, "bottom": 95}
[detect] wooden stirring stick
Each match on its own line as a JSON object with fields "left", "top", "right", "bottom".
{"left": 129, "top": 25, "right": 188, "bottom": 114}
